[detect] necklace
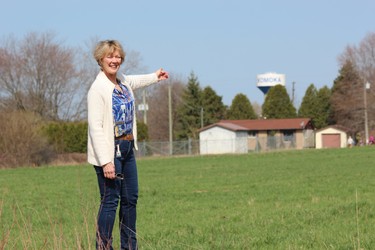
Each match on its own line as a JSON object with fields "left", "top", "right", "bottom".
{"left": 114, "top": 79, "right": 123, "bottom": 93}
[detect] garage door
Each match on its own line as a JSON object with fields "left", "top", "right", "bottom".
{"left": 322, "top": 133, "right": 341, "bottom": 148}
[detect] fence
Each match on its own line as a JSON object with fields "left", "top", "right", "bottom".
{"left": 136, "top": 133, "right": 315, "bottom": 158}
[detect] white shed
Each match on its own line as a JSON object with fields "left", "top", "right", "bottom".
{"left": 315, "top": 125, "right": 350, "bottom": 149}
{"left": 199, "top": 124, "right": 248, "bottom": 155}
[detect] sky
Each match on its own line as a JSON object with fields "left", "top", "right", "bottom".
{"left": 1, "top": 0, "right": 375, "bottom": 107}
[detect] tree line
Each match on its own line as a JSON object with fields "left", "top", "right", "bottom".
{"left": 0, "top": 32, "right": 374, "bottom": 167}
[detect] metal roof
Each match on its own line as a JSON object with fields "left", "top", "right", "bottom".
{"left": 199, "top": 118, "right": 313, "bottom": 132}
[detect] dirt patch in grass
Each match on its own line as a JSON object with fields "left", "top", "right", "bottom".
{"left": 51, "top": 153, "right": 87, "bottom": 166}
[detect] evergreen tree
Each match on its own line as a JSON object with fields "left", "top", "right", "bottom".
{"left": 226, "top": 93, "right": 257, "bottom": 120}
{"left": 298, "top": 84, "right": 318, "bottom": 118}
{"left": 262, "top": 85, "right": 296, "bottom": 118}
{"left": 136, "top": 121, "right": 149, "bottom": 141}
{"left": 330, "top": 60, "right": 363, "bottom": 132}
{"left": 298, "top": 84, "right": 331, "bottom": 129}
{"left": 315, "top": 86, "right": 331, "bottom": 129}
{"left": 201, "top": 86, "right": 226, "bottom": 125}
{"left": 175, "top": 72, "right": 202, "bottom": 140}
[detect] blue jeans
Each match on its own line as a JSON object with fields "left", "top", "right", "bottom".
{"left": 94, "top": 139, "right": 138, "bottom": 250}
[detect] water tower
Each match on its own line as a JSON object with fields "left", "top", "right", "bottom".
{"left": 256, "top": 72, "right": 286, "bottom": 96}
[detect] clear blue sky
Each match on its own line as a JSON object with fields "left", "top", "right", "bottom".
{"left": 1, "top": 0, "right": 375, "bottom": 106}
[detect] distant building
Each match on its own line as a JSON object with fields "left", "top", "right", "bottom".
{"left": 315, "top": 125, "right": 350, "bottom": 149}
{"left": 199, "top": 118, "right": 314, "bottom": 155}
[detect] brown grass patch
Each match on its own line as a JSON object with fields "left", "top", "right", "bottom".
{"left": 50, "top": 153, "right": 87, "bottom": 166}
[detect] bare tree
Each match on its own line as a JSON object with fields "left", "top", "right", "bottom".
{"left": 0, "top": 32, "right": 88, "bottom": 120}
{"left": 0, "top": 37, "right": 25, "bottom": 111}
{"left": 338, "top": 32, "right": 375, "bottom": 83}
{"left": 337, "top": 32, "right": 375, "bottom": 134}
{"left": 122, "top": 50, "right": 148, "bottom": 75}
{"left": 252, "top": 101, "right": 262, "bottom": 118}
{"left": 146, "top": 74, "right": 186, "bottom": 141}
{"left": 0, "top": 33, "right": 147, "bottom": 121}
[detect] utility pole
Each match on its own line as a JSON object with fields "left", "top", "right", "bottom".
{"left": 200, "top": 107, "right": 204, "bottom": 128}
{"left": 364, "top": 81, "right": 370, "bottom": 144}
{"left": 168, "top": 83, "right": 173, "bottom": 155}
{"left": 142, "top": 89, "right": 147, "bottom": 124}
{"left": 292, "top": 81, "right": 295, "bottom": 105}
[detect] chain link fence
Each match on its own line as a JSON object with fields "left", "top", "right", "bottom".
{"left": 136, "top": 132, "right": 315, "bottom": 158}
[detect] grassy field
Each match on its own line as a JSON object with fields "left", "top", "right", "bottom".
{"left": 1, "top": 147, "right": 374, "bottom": 249}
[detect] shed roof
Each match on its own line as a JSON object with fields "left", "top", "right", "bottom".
{"left": 315, "top": 124, "right": 351, "bottom": 133}
{"left": 199, "top": 118, "right": 313, "bottom": 133}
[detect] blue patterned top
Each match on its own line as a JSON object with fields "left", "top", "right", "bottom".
{"left": 112, "top": 82, "right": 134, "bottom": 137}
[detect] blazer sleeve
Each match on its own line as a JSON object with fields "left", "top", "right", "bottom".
{"left": 123, "top": 73, "right": 158, "bottom": 90}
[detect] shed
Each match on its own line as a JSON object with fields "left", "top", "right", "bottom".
{"left": 315, "top": 125, "right": 350, "bottom": 149}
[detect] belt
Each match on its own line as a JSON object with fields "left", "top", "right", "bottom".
{"left": 115, "top": 134, "right": 134, "bottom": 141}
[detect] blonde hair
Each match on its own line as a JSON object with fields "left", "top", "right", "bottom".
{"left": 93, "top": 40, "right": 126, "bottom": 67}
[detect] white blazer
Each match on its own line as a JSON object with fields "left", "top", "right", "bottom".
{"left": 87, "top": 71, "right": 158, "bottom": 166}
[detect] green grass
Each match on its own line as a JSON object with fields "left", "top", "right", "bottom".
{"left": 1, "top": 147, "right": 375, "bottom": 249}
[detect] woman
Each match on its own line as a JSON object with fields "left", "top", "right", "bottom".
{"left": 87, "top": 40, "right": 168, "bottom": 250}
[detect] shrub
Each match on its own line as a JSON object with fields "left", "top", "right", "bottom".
{"left": 137, "top": 121, "right": 149, "bottom": 141}
{"left": 42, "top": 121, "right": 87, "bottom": 153}
{"left": 0, "top": 111, "right": 54, "bottom": 168}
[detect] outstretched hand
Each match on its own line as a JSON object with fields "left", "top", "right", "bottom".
{"left": 156, "top": 68, "right": 169, "bottom": 81}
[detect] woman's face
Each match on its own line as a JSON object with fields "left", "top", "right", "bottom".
{"left": 101, "top": 50, "right": 122, "bottom": 76}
